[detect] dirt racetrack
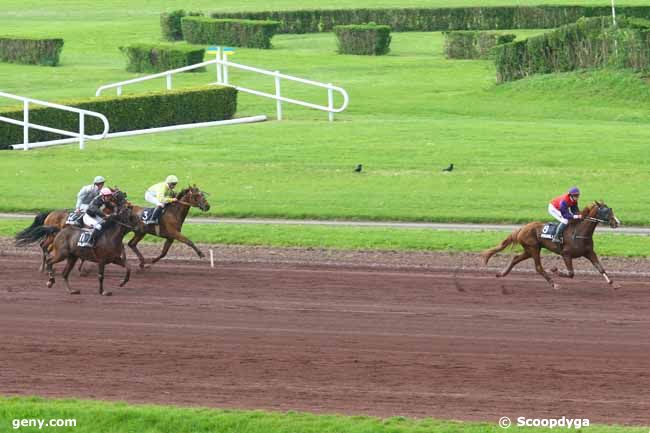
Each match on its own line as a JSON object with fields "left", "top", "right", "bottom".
{"left": 1, "top": 246, "right": 649, "bottom": 425}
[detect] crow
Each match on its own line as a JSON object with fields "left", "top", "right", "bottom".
{"left": 442, "top": 163, "right": 454, "bottom": 172}
{"left": 354, "top": 164, "right": 363, "bottom": 173}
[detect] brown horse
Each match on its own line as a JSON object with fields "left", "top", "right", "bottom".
{"left": 15, "top": 189, "right": 127, "bottom": 272}
{"left": 17, "top": 202, "right": 138, "bottom": 296}
{"left": 128, "top": 185, "right": 210, "bottom": 269}
{"left": 481, "top": 201, "right": 621, "bottom": 290}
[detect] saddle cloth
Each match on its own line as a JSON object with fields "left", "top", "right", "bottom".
{"left": 540, "top": 222, "right": 559, "bottom": 240}
{"left": 141, "top": 208, "right": 157, "bottom": 223}
{"left": 77, "top": 228, "right": 94, "bottom": 248}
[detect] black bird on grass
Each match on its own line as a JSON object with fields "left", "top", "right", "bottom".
{"left": 354, "top": 164, "right": 363, "bottom": 173}
{"left": 442, "top": 163, "right": 454, "bottom": 172}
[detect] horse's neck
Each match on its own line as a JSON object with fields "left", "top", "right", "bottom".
{"left": 575, "top": 212, "right": 599, "bottom": 237}
{"left": 166, "top": 198, "right": 191, "bottom": 226}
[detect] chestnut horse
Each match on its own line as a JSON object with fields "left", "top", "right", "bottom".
{"left": 127, "top": 185, "right": 210, "bottom": 269}
{"left": 481, "top": 201, "right": 621, "bottom": 290}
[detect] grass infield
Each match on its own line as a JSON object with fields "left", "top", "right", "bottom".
{"left": 0, "top": 396, "right": 648, "bottom": 433}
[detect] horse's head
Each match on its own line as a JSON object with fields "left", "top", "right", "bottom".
{"left": 177, "top": 185, "right": 211, "bottom": 212}
{"left": 585, "top": 201, "right": 620, "bottom": 229}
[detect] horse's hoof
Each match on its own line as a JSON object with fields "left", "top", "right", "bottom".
{"left": 198, "top": 251, "right": 205, "bottom": 258}
{"left": 495, "top": 273, "right": 502, "bottom": 278}
{"left": 46, "top": 280, "right": 54, "bottom": 288}
{"left": 101, "top": 291, "right": 113, "bottom": 297}
{"left": 612, "top": 283, "right": 621, "bottom": 290}
{"left": 69, "top": 290, "right": 80, "bottom": 295}
{"left": 552, "top": 283, "right": 561, "bottom": 290}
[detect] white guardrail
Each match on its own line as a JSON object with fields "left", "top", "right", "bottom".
{"left": 0, "top": 91, "right": 109, "bottom": 150}
{"left": 96, "top": 49, "right": 349, "bottom": 121}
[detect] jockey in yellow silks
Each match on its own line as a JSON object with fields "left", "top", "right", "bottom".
{"left": 144, "top": 175, "right": 178, "bottom": 224}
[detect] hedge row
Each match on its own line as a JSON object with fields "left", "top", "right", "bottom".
{"left": 0, "top": 86, "right": 237, "bottom": 149}
{"left": 494, "top": 16, "right": 650, "bottom": 83}
{"left": 160, "top": 10, "right": 204, "bottom": 41}
{"left": 181, "top": 17, "right": 280, "bottom": 49}
{"left": 0, "top": 37, "right": 64, "bottom": 66}
{"left": 210, "top": 6, "right": 650, "bottom": 34}
{"left": 444, "top": 31, "right": 516, "bottom": 60}
{"left": 120, "top": 43, "right": 206, "bottom": 73}
{"left": 334, "top": 24, "right": 391, "bottom": 55}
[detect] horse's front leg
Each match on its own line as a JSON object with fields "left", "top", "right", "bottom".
{"left": 97, "top": 261, "right": 112, "bottom": 296}
{"left": 167, "top": 231, "right": 204, "bottom": 258}
{"left": 149, "top": 238, "right": 174, "bottom": 266}
{"left": 114, "top": 248, "right": 131, "bottom": 287}
{"left": 585, "top": 250, "right": 619, "bottom": 289}
{"left": 552, "top": 254, "right": 575, "bottom": 278}
{"left": 128, "top": 231, "right": 147, "bottom": 269}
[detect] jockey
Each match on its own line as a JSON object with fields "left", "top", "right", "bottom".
{"left": 83, "top": 188, "right": 115, "bottom": 243}
{"left": 548, "top": 186, "right": 583, "bottom": 243}
{"left": 76, "top": 176, "right": 106, "bottom": 213}
{"left": 144, "top": 175, "right": 178, "bottom": 224}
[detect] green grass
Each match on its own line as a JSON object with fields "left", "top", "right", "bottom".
{"left": 3, "top": 219, "right": 648, "bottom": 257}
{"left": 1, "top": 396, "right": 647, "bottom": 433}
{"left": 1, "top": 1, "right": 650, "bottom": 228}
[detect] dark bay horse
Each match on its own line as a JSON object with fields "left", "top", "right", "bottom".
{"left": 128, "top": 185, "right": 210, "bottom": 269}
{"left": 15, "top": 189, "right": 127, "bottom": 272}
{"left": 16, "top": 202, "right": 137, "bottom": 296}
{"left": 481, "top": 201, "right": 621, "bottom": 290}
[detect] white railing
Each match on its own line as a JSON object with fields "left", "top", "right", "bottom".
{"left": 0, "top": 91, "right": 109, "bottom": 150}
{"left": 95, "top": 50, "right": 349, "bottom": 122}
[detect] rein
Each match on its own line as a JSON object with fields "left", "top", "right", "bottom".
{"left": 572, "top": 216, "right": 607, "bottom": 240}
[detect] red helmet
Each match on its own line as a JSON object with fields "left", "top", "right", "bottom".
{"left": 100, "top": 187, "right": 113, "bottom": 196}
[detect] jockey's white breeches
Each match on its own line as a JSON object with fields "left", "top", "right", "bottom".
{"left": 548, "top": 203, "right": 568, "bottom": 225}
{"left": 83, "top": 213, "right": 104, "bottom": 229}
{"left": 145, "top": 191, "right": 163, "bottom": 207}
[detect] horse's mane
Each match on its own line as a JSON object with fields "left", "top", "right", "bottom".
{"left": 581, "top": 201, "right": 606, "bottom": 217}
{"left": 175, "top": 185, "right": 199, "bottom": 199}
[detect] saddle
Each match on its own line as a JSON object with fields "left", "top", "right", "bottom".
{"left": 77, "top": 228, "right": 95, "bottom": 248}
{"left": 65, "top": 212, "right": 84, "bottom": 227}
{"left": 540, "top": 222, "right": 561, "bottom": 241}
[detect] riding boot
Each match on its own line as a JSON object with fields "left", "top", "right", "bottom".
{"left": 552, "top": 222, "right": 566, "bottom": 243}
{"left": 149, "top": 206, "right": 163, "bottom": 224}
{"left": 90, "top": 227, "right": 102, "bottom": 245}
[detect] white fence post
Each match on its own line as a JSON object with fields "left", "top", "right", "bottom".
{"left": 79, "top": 112, "right": 85, "bottom": 150}
{"left": 328, "top": 85, "right": 334, "bottom": 122}
{"left": 23, "top": 100, "right": 29, "bottom": 151}
{"left": 275, "top": 71, "right": 282, "bottom": 121}
{"left": 223, "top": 53, "right": 229, "bottom": 85}
{"left": 166, "top": 74, "right": 172, "bottom": 90}
{"left": 216, "top": 47, "right": 222, "bottom": 84}
{"left": 117, "top": 86, "right": 122, "bottom": 96}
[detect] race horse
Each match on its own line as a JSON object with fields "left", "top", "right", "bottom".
{"left": 127, "top": 185, "right": 210, "bottom": 269}
{"left": 15, "top": 189, "right": 128, "bottom": 272}
{"left": 16, "top": 201, "right": 138, "bottom": 296}
{"left": 481, "top": 201, "right": 621, "bottom": 290}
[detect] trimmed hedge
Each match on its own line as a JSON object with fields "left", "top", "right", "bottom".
{"left": 210, "top": 6, "right": 650, "bottom": 34}
{"left": 0, "top": 37, "right": 64, "bottom": 66}
{"left": 181, "top": 17, "right": 280, "bottom": 49}
{"left": 444, "top": 31, "right": 515, "bottom": 59}
{"left": 334, "top": 23, "right": 391, "bottom": 55}
{"left": 494, "top": 16, "right": 650, "bottom": 83}
{"left": 120, "top": 43, "right": 206, "bottom": 73}
{"left": 0, "top": 86, "right": 237, "bottom": 149}
{"left": 160, "top": 10, "right": 204, "bottom": 41}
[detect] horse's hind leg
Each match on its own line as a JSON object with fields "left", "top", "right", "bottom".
{"left": 497, "top": 251, "right": 531, "bottom": 278}
{"left": 97, "top": 261, "right": 111, "bottom": 296}
{"left": 585, "top": 250, "right": 619, "bottom": 289}
{"left": 128, "top": 232, "right": 147, "bottom": 270}
{"left": 46, "top": 249, "right": 67, "bottom": 288}
{"left": 62, "top": 256, "right": 80, "bottom": 295}
{"left": 531, "top": 247, "right": 559, "bottom": 290}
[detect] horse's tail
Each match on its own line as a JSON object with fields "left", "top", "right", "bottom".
{"left": 15, "top": 225, "right": 60, "bottom": 247}
{"left": 15, "top": 212, "right": 51, "bottom": 244}
{"left": 480, "top": 228, "right": 521, "bottom": 266}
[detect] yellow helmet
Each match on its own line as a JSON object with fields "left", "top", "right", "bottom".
{"left": 165, "top": 175, "right": 178, "bottom": 184}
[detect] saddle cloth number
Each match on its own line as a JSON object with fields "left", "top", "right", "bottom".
{"left": 77, "top": 230, "right": 93, "bottom": 247}
{"left": 540, "top": 223, "right": 558, "bottom": 240}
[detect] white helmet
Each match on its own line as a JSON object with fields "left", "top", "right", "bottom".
{"left": 93, "top": 176, "right": 105, "bottom": 184}
{"left": 165, "top": 175, "right": 178, "bottom": 184}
